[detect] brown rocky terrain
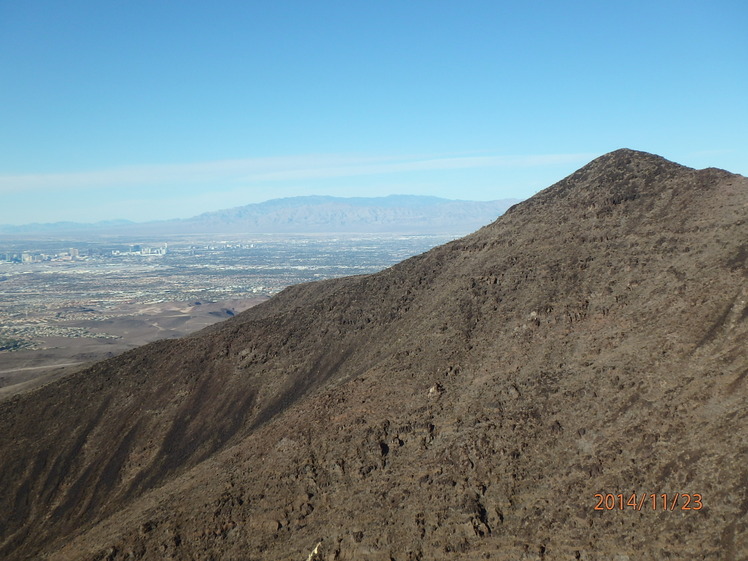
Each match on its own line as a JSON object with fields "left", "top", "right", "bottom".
{"left": 0, "top": 149, "right": 745, "bottom": 560}
{"left": 0, "top": 298, "right": 267, "bottom": 401}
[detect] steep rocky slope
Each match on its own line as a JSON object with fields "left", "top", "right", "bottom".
{"left": 0, "top": 149, "right": 745, "bottom": 560}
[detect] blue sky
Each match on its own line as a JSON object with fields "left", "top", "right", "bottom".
{"left": 1, "top": 1, "right": 746, "bottom": 224}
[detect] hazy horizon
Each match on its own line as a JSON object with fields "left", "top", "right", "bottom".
{"left": 1, "top": 2, "right": 745, "bottom": 225}
{"left": 0, "top": 193, "right": 523, "bottom": 228}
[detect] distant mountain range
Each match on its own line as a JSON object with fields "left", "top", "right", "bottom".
{"left": 0, "top": 219, "right": 136, "bottom": 235}
{"left": 0, "top": 195, "right": 520, "bottom": 236}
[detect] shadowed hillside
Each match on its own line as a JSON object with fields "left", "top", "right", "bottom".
{"left": 0, "top": 149, "right": 745, "bottom": 560}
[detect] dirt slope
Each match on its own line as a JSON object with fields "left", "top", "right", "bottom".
{"left": 0, "top": 149, "right": 745, "bottom": 560}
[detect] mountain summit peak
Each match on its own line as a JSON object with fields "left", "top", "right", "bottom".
{"left": 503, "top": 148, "right": 731, "bottom": 221}
{"left": 576, "top": 148, "right": 696, "bottom": 180}
{"left": 590, "top": 147, "right": 681, "bottom": 166}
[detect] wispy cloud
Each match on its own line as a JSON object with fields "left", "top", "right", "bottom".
{"left": 239, "top": 154, "right": 594, "bottom": 182}
{"left": 0, "top": 152, "right": 594, "bottom": 194}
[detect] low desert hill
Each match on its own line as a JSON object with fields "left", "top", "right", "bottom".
{"left": 0, "top": 149, "right": 745, "bottom": 560}
{"left": 0, "top": 297, "right": 267, "bottom": 401}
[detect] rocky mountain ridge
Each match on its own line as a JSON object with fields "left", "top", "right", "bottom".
{"left": 0, "top": 149, "right": 745, "bottom": 560}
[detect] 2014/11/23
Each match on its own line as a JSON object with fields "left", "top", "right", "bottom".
{"left": 594, "top": 493, "right": 703, "bottom": 511}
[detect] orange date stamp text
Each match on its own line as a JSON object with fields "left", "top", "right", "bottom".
{"left": 594, "top": 493, "right": 703, "bottom": 511}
